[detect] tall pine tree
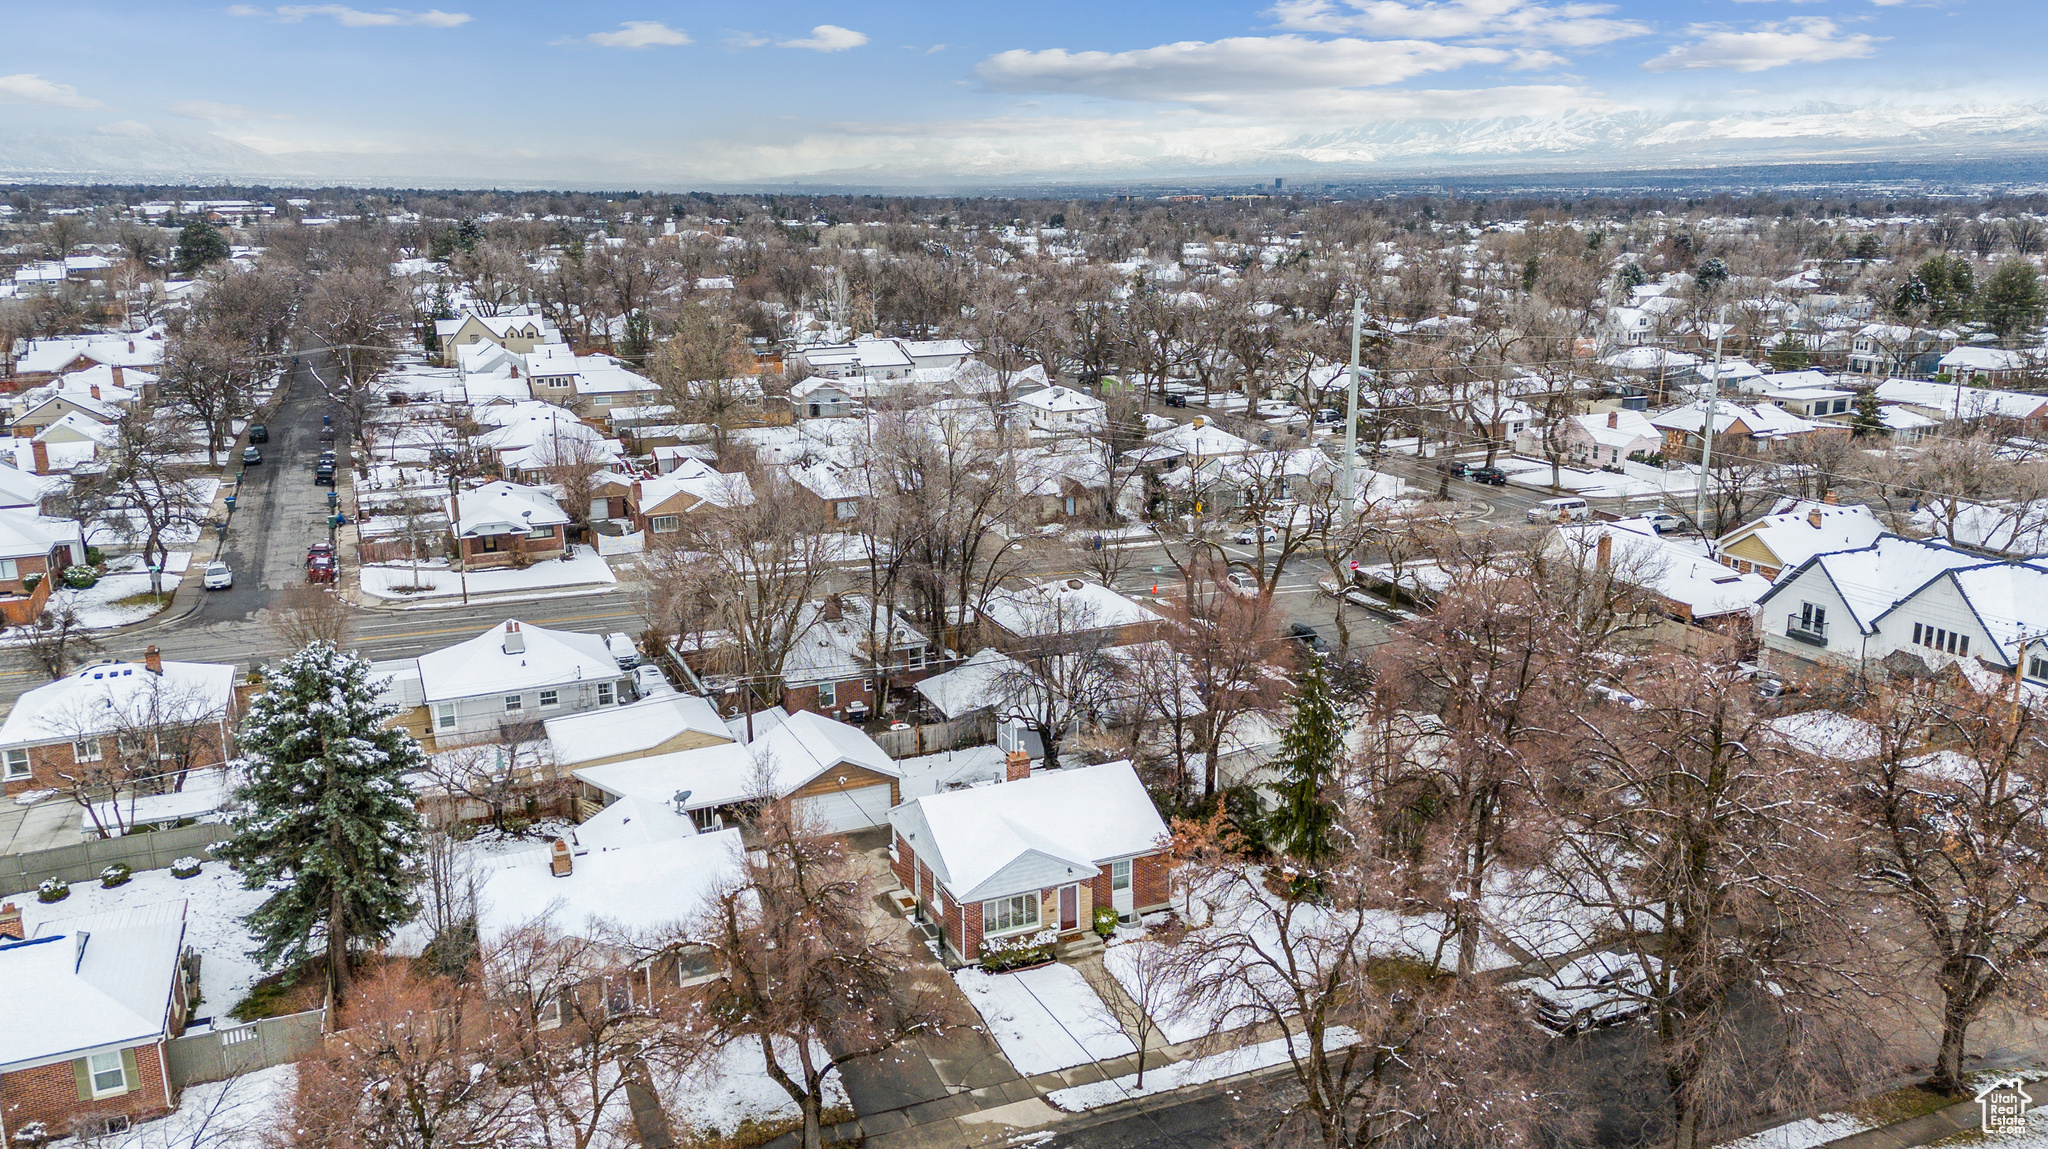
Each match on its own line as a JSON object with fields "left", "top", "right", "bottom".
{"left": 220, "top": 642, "right": 426, "bottom": 1001}
{"left": 1267, "top": 654, "right": 1342, "bottom": 874}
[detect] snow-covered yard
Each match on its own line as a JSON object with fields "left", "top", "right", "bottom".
{"left": 46, "top": 552, "right": 190, "bottom": 629}
{"left": 954, "top": 964, "right": 1136, "bottom": 1076}
{"left": 1047, "top": 1026, "right": 1357, "bottom": 1112}
{"left": 653, "top": 1039, "right": 848, "bottom": 1140}
{"left": 2, "top": 859, "right": 270, "bottom": 1018}
{"left": 359, "top": 547, "right": 616, "bottom": 601}
{"left": 1715, "top": 1114, "right": 1875, "bottom": 1149}
{"left": 51, "top": 1064, "right": 295, "bottom": 1149}
{"left": 1499, "top": 456, "right": 1698, "bottom": 500}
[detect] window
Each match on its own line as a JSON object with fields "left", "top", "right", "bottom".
{"left": 597, "top": 682, "right": 614, "bottom": 706}
{"left": 538, "top": 689, "right": 558, "bottom": 708}
{"left": 1798, "top": 603, "right": 1826, "bottom": 633}
{"left": 3, "top": 750, "right": 26, "bottom": 780}
{"left": 689, "top": 805, "right": 722, "bottom": 832}
{"left": 835, "top": 500, "right": 859, "bottom": 521}
{"left": 1111, "top": 859, "right": 1132, "bottom": 892}
{"left": 87, "top": 1050, "right": 127, "bottom": 1097}
{"left": 985, "top": 893, "right": 1040, "bottom": 936}
{"left": 536, "top": 990, "right": 564, "bottom": 1031}
{"left": 528, "top": 528, "right": 555, "bottom": 540}
{"left": 0, "top": 559, "right": 16, "bottom": 582}
{"left": 434, "top": 703, "right": 457, "bottom": 732}
{"left": 649, "top": 515, "right": 679, "bottom": 534}
{"left": 593, "top": 395, "right": 611, "bottom": 406}
{"left": 2029, "top": 656, "right": 2048, "bottom": 682}
{"left": 676, "top": 945, "right": 719, "bottom": 986}
{"left": 74, "top": 739, "right": 102, "bottom": 763}
{"left": 1913, "top": 623, "right": 1924, "bottom": 645}
{"left": 817, "top": 682, "right": 836, "bottom": 709}
{"left": 504, "top": 694, "right": 523, "bottom": 714}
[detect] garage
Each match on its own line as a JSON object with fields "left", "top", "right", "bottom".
{"left": 797, "top": 783, "right": 895, "bottom": 834}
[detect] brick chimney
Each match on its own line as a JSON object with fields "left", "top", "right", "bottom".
{"left": 110, "top": 366, "right": 123, "bottom": 388}
{"left": 0, "top": 903, "right": 19, "bottom": 941}
{"left": 1005, "top": 750, "right": 1031, "bottom": 782}
{"left": 1596, "top": 532, "right": 1612, "bottom": 573}
{"left": 1808, "top": 507, "right": 1824, "bottom": 529}
{"left": 144, "top": 645, "right": 162, "bottom": 675}
{"left": 550, "top": 838, "right": 573, "bottom": 877}
{"left": 821, "top": 594, "right": 843, "bottom": 623}
{"left": 89, "top": 384, "right": 100, "bottom": 400}
{"left": 1607, "top": 411, "right": 1619, "bottom": 429}
{"left": 30, "top": 439, "right": 48, "bottom": 476}
{"left": 1823, "top": 489, "right": 1839, "bottom": 505}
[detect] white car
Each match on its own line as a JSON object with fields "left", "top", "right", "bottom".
{"left": 1232, "top": 525, "right": 1279, "bottom": 545}
{"left": 632, "top": 663, "right": 675, "bottom": 697}
{"left": 202, "top": 562, "right": 233, "bottom": 590}
{"left": 604, "top": 631, "right": 639, "bottom": 670}
{"left": 1639, "top": 511, "right": 1682, "bottom": 533}
{"left": 1514, "top": 952, "right": 1661, "bottom": 1034}
{"left": 1223, "top": 570, "right": 1260, "bottom": 597}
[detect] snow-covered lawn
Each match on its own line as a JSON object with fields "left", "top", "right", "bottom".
{"left": 359, "top": 547, "right": 616, "bottom": 601}
{"left": 895, "top": 746, "right": 1008, "bottom": 799}
{"left": 954, "top": 964, "right": 1136, "bottom": 1076}
{"left": 3, "top": 859, "right": 269, "bottom": 1018}
{"left": 1047, "top": 1026, "right": 1357, "bottom": 1112}
{"left": 1715, "top": 1114, "right": 1876, "bottom": 1149}
{"left": 48, "top": 552, "right": 190, "bottom": 629}
{"left": 52, "top": 1064, "right": 295, "bottom": 1149}
{"left": 1498, "top": 456, "right": 1698, "bottom": 500}
{"left": 654, "top": 1039, "right": 847, "bottom": 1139}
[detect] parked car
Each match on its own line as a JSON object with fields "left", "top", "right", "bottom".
{"left": 1232, "top": 524, "right": 1279, "bottom": 545}
{"left": 202, "top": 562, "right": 233, "bottom": 590}
{"left": 1164, "top": 393, "right": 1188, "bottom": 408}
{"left": 307, "top": 542, "right": 336, "bottom": 563}
{"left": 1223, "top": 570, "right": 1259, "bottom": 597}
{"left": 1434, "top": 459, "right": 1470, "bottom": 479}
{"left": 632, "top": 663, "right": 674, "bottom": 698}
{"left": 1639, "top": 510, "right": 1682, "bottom": 533}
{"left": 1526, "top": 496, "right": 1590, "bottom": 523}
{"left": 318, "top": 428, "right": 337, "bottom": 445}
{"left": 1513, "top": 952, "right": 1661, "bottom": 1035}
{"left": 605, "top": 631, "right": 640, "bottom": 669}
{"left": 1313, "top": 407, "right": 1342, "bottom": 425}
{"left": 314, "top": 461, "right": 336, "bottom": 486}
{"left": 241, "top": 446, "right": 262, "bottom": 465}
{"left": 1287, "top": 623, "right": 1328, "bottom": 653}
{"left": 306, "top": 555, "right": 336, "bottom": 584}
{"left": 247, "top": 424, "right": 267, "bottom": 444}
{"left": 1467, "top": 465, "right": 1508, "bottom": 486}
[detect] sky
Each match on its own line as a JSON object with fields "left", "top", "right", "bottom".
{"left": 0, "top": 1, "right": 2042, "bottom": 189}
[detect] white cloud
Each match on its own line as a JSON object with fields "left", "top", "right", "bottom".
{"left": 779, "top": 25, "right": 869, "bottom": 52}
{"left": 577, "top": 21, "right": 692, "bottom": 49}
{"left": 169, "top": 99, "right": 290, "bottom": 120}
{"left": 0, "top": 73, "right": 102, "bottom": 110}
{"left": 977, "top": 35, "right": 1508, "bottom": 106}
{"left": 227, "top": 5, "right": 472, "bottom": 27}
{"left": 1641, "top": 19, "right": 1883, "bottom": 72}
{"left": 1269, "top": 0, "right": 1651, "bottom": 47}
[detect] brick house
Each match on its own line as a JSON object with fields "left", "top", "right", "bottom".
{"left": 0, "top": 507, "right": 84, "bottom": 623}
{"left": 627, "top": 460, "right": 754, "bottom": 536}
{"left": 0, "top": 900, "right": 198, "bottom": 1140}
{"left": 0, "top": 650, "right": 237, "bottom": 797}
{"left": 888, "top": 759, "right": 1171, "bottom": 965}
{"left": 446, "top": 481, "right": 571, "bottom": 569}
{"left": 977, "top": 579, "right": 1165, "bottom": 656}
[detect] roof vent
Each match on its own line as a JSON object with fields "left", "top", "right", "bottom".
{"left": 503, "top": 621, "right": 526, "bottom": 655}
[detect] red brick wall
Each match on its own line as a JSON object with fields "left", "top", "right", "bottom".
{"left": 1, "top": 1043, "right": 171, "bottom": 1137}
{"left": 959, "top": 896, "right": 982, "bottom": 962}
{"left": 1132, "top": 852, "right": 1171, "bottom": 911}
{"left": 4, "top": 720, "right": 232, "bottom": 797}
{"left": 1090, "top": 871, "right": 1112, "bottom": 915}
{"left": 780, "top": 678, "right": 873, "bottom": 719}
{"left": 890, "top": 834, "right": 915, "bottom": 891}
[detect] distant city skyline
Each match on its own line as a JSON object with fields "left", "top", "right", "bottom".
{"left": 0, "top": 1, "right": 2041, "bottom": 188}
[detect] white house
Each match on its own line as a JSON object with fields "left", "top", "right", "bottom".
{"left": 1938, "top": 345, "right": 2028, "bottom": 385}
{"left": 375, "top": 620, "right": 632, "bottom": 746}
{"left": 1014, "top": 385, "right": 1105, "bottom": 433}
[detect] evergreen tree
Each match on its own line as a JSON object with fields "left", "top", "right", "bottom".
{"left": 1767, "top": 334, "right": 1810, "bottom": 372}
{"left": 1979, "top": 259, "right": 2046, "bottom": 345}
{"left": 173, "top": 220, "right": 229, "bottom": 276}
{"left": 220, "top": 642, "right": 426, "bottom": 1001}
{"left": 1850, "top": 389, "right": 1887, "bottom": 438}
{"left": 1266, "top": 655, "right": 1343, "bottom": 872}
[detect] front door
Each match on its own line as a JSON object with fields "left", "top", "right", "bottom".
{"left": 1059, "top": 884, "right": 1078, "bottom": 931}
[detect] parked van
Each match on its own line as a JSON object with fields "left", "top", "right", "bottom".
{"left": 1527, "top": 496, "right": 1590, "bottom": 523}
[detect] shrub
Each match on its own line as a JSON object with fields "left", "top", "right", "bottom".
{"left": 171, "top": 857, "right": 203, "bottom": 879}
{"left": 508, "top": 549, "right": 533, "bottom": 570}
{"left": 980, "top": 928, "right": 1056, "bottom": 973}
{"left": 1093, "top": 905, "right": 1119, "bottom": 938}
{"left": 36, "top": 877, "right": 68, "bottom": 903}
{"left": 11, "top": 1120, "right": 50, "bottom": 1146}
{"left": 84, "top": 547, "right": 105, "bottom": 566}
{"left": 62, "top": 566, "right": 98, "bottom": 590}
{"left": 18, "top": 573, "right": 38, "bottom": 593}
{"left": 100, "top": 863, "right": 132, "bottom": 888}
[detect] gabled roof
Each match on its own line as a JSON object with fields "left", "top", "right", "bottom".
{"left": 446, "top": 481, "right": 571, "bottom": 538}
{"left": 887, "top": 761, "right": 1167, "bottom": 903}
{"left": 474, "top": 827, "right": 743, "bottom": 944}
{"left": 981, "top": 579, "right": 1161, "bottom": 638}
{"left": 544, "top": 693, "right": 731, "bottom": 768}
{"left": 415, "top": 620, "right": 619, "bottom": 703}
{"left": 0, "top": 660, "right": 234, "bottom": 747}
{"left": 573, "top": 710, "right": 897, "bottom": 811}
{"left": 1757, "top": 534, "right": 1992, "bottom": 635}
{"left": 1016, "top": 385, "right": 1104, "bottom": 414}
{"left": 0, "top": 506, "right": 83, "bottom": 561}
{"left": 0, "top": 900, "right": 187, "bottom": 1066}
{"left": 637, "top": 460, "right": 754, "bottom": 515}
{"left": 1715, "top": 499, "right": 1883, "bottom": 572}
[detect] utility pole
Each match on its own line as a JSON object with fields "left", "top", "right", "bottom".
{"left": 1693, "top": 306, "right": 1727, "bottom": 539}
{"left": 449, "top": 472, "right": 468, "bottom": 606}
{"left": 1341, "top": 295, "right": 1362, "bottom": 528}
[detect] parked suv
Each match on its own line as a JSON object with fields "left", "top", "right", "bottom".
{"left": 247, "top": 424, "right": 267, "bottom": 444}
{"left": 314, "top": 460, "right": 336, "bottom": 486}
{"left": 1466, "top": 465, "right": 1508, "bottom": 486}
{"left": 1434, "top": 459, "right": 1470, "bottom": 479}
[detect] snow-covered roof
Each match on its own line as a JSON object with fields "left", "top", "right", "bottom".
{"left": 1765, "top": 711, "right": 1881, "bottom": 760}
{"left": 1716, "top": 499, "right": 1884, "bottom": 573}
{"left": 636, "top": 460, "right": 754, "bottom": 514}
{"left": 1649, "top": 400, "right": 1821, "bottom": 440}
{"left": 0, "top": 900, "right": 187, "bottom": 1067}
{"left": 0, "top": 462, "right": 54, "bottom": 509}
{"left": 1760, "top": 535, "right": 1989, "bottom": 636}
{"left": 888, "top": 761, "right": 1167, "bottom": 903}
{"left": 1600, "top": 347, "right": 1700, "bottom": 372}
{"left": 1874, "top": 377, "right": 2048, "bottom": 421}
{"left": 574, "top": 710, "right": 897, "bottom": 811}
{"left": 1015, "top": 385, "right": 1104, "bottom": 414}
{"left": 1553, "top": 521, "right": 1770, "bottom": 620}
{"left": 414, "top": 620, "right": 621, "bottom": 704}
{"left": 981, "top": 579, "right": 1162, "bottom": 639}
{"left": 473, "top": 827, "right": 744, "bottom": 945}
{"left": 544, "top": 693, "right": 731, "bottom": 768}
{"left": 1939, "top": 345, "right": 2027, "bottom": 372}
{"left": 571, "top": 794, "right": 700, "bottom": 850}
{"left": 0, "top": 660, "right": 234, "bottom": 748}
{"left": 446, "top": 481, "right": 570, "bottom": 538}
{"left": 914, "top": 649, "right": 1026, "bottom": 721}
{"left": 1144, "top": 420, "right": 1253, "bottom": 460}
{"left": 0, "top": 506, "right": 83, "bottom": 561}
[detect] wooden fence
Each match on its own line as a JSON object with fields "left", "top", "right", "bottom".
{"left": 0, "top": 821, "right": 226, "bottom": 891}
{"left": 871, "top": 713, "right": 995, "bottom": 759}
{"left": 165, "top": 1008, "right": 328, "bottom": 1088}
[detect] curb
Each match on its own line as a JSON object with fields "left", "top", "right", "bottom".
{"left": 360, "top": 582, "right": 627, "bottom": 612}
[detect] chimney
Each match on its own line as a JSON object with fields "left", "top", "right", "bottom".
{"left": 0, "top": 903, "right": 19, "bottom": 941}
{"left": 1808, "top": 507, "right": 1824, "bottom": 529}
{"left": 110, "top": 366, "right": 122, "bottom": 388}
{"left": 1607, "top": 411, "right": 1619, "bottom": 429}
{"left": 820, "top": 594, "right": 843, "bottom": 623}
{"left": 502, "top": 621, "right": 526, "bottom": 655}
{"left": 1005, "top": 750, "right": 1031, "bottom": 782}
{"left": 126, "top": 341, "right": 135, "bottom": 353}
{"left": 1822, "top": 489, "right": 1839, "bottom": 506}
{"left": 549, "top": 838, "right": 573, "bottom": 878}
{"left": 30, "top": 439, "right": 48, "bottom": 476}
{"left": 89, "top": 384, "right": 100, "bottom": 400}
{"left": 144, "top": 645, "right": 162, "bottom": 675}
{"left": 1596, "top": 532, "right": 1612, "bottom": 573}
